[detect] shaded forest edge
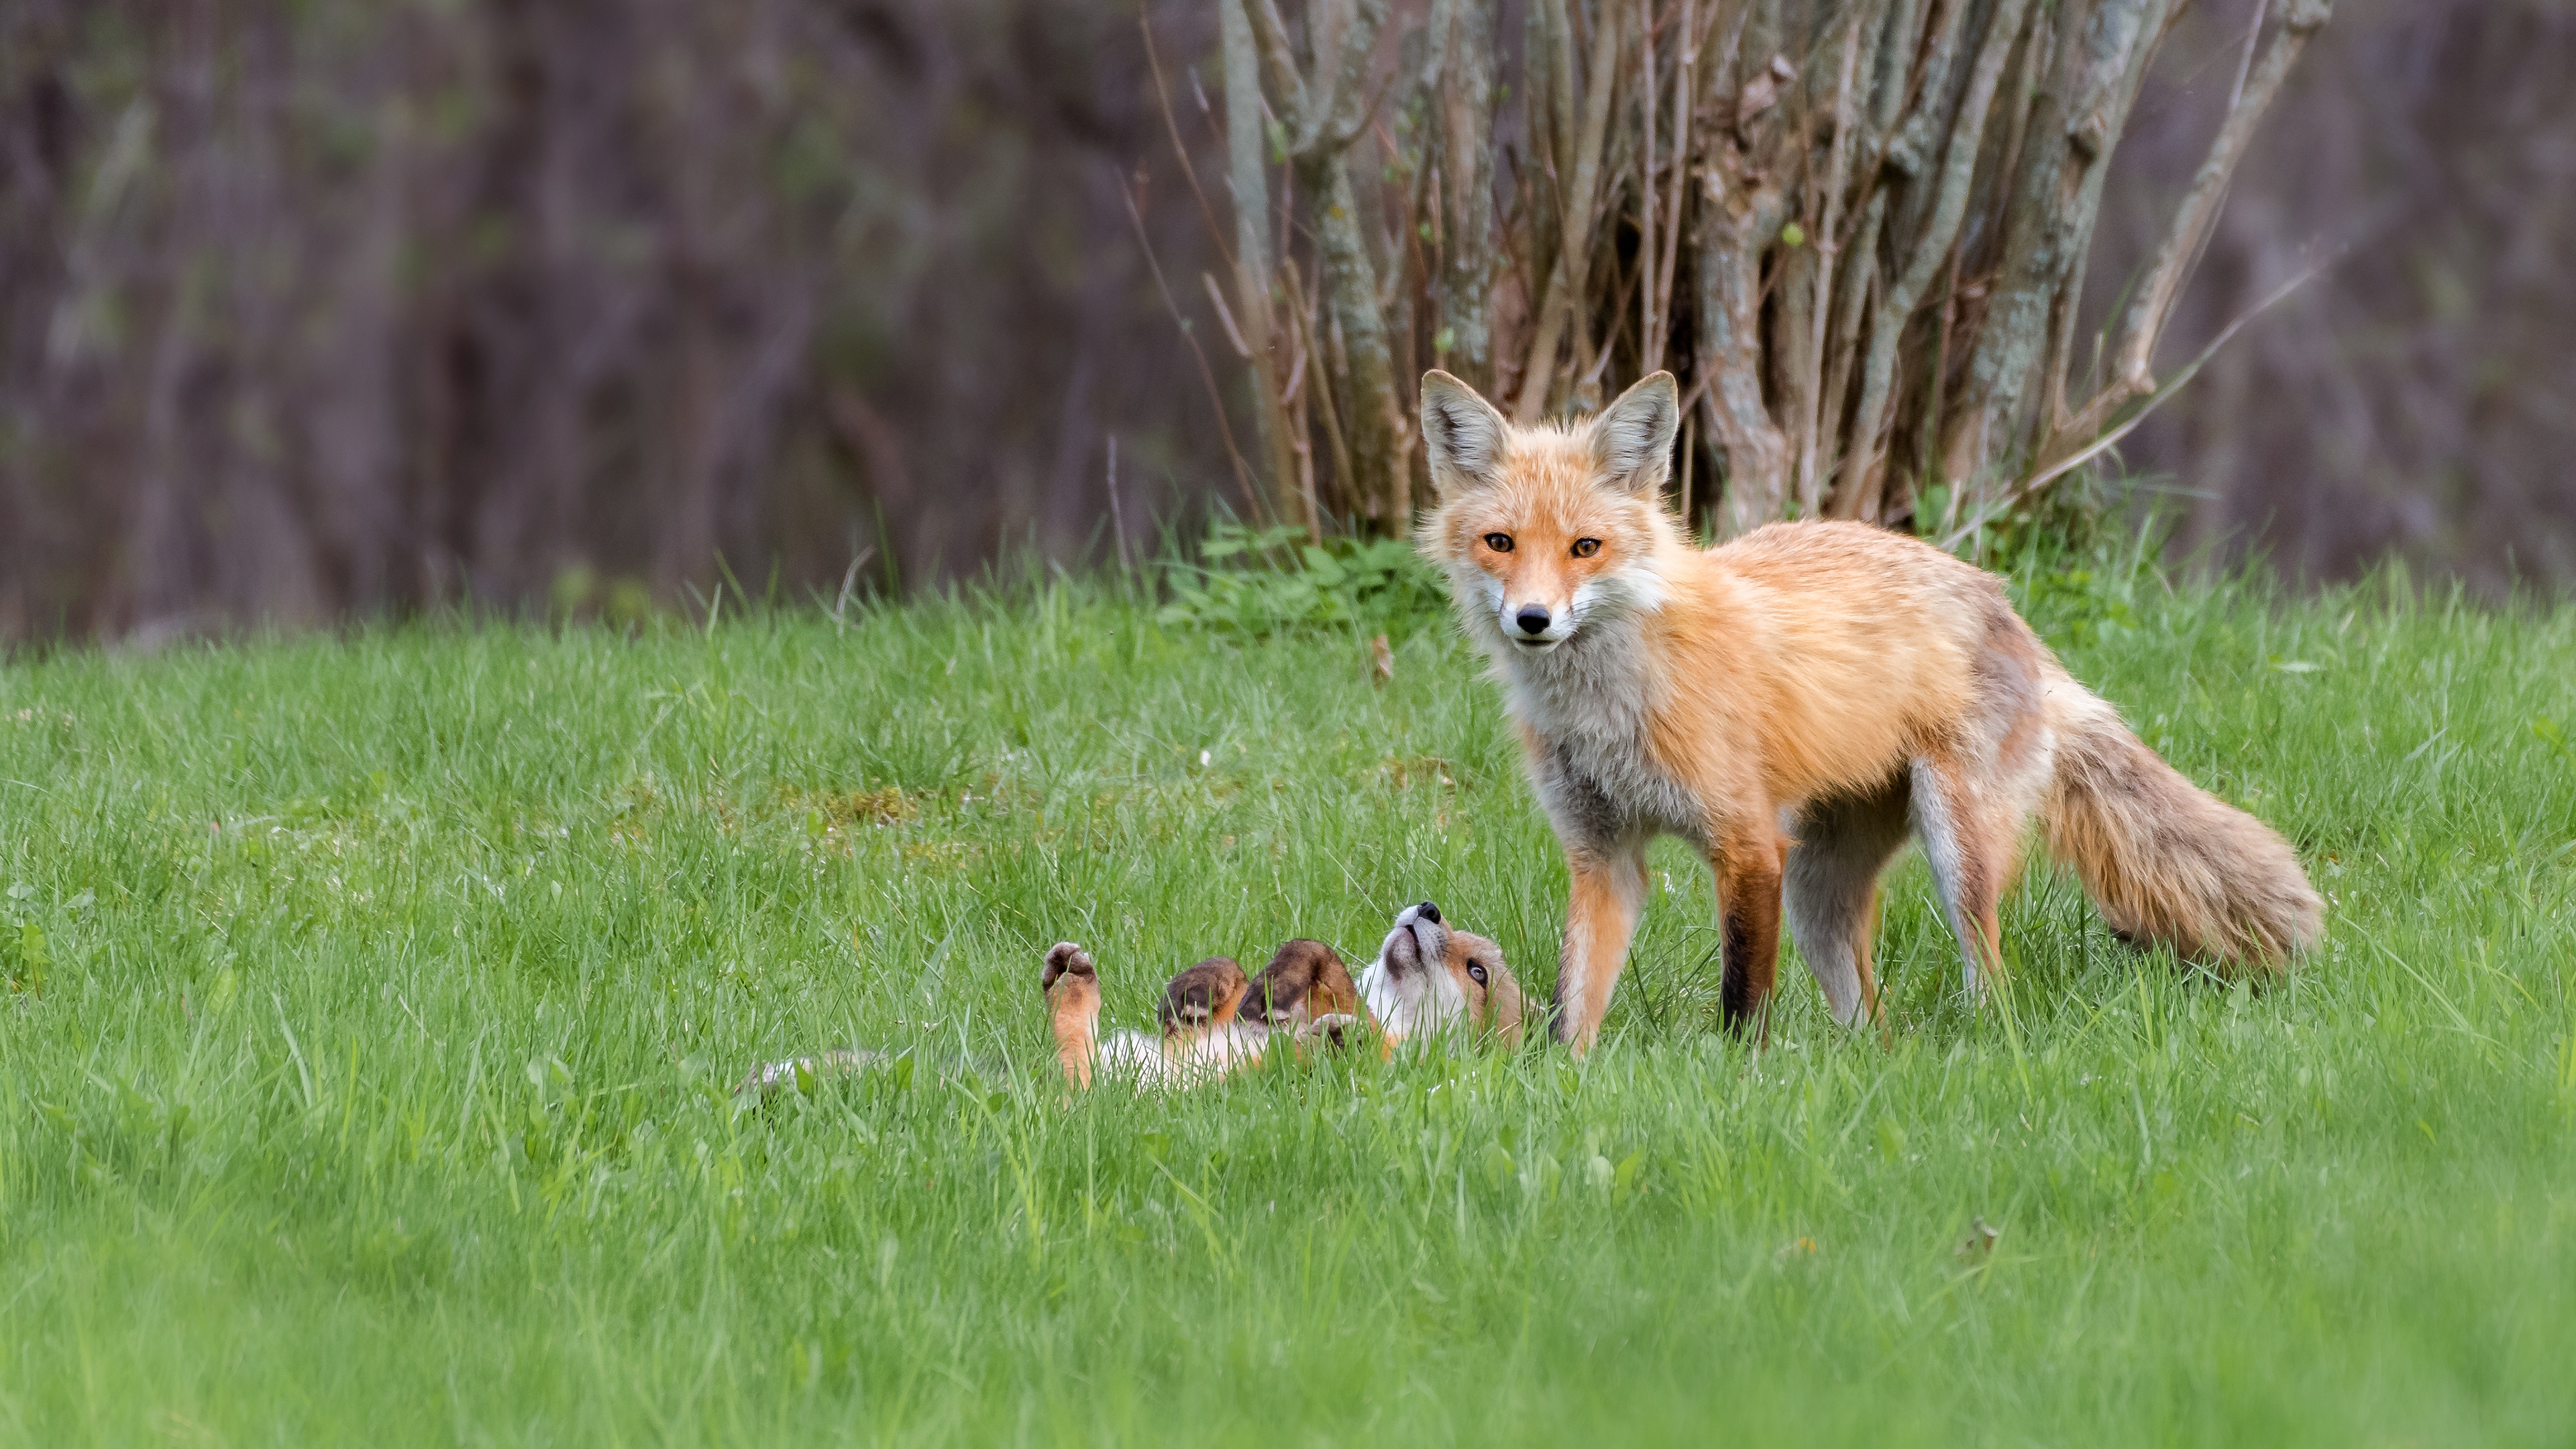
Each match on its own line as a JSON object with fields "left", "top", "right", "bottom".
{"left": 0, "top": 0, "right": 2567, "bottom": 643}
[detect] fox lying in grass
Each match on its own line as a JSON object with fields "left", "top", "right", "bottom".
{"left": 1415, "top": 368, "right": 2324, "bottom": 1054}
{"left": 1042, "top": 902, "right": 1525, "bottom": 1089}
{"left": 738, "top": 904, "right": 1524, "bottom": 1098}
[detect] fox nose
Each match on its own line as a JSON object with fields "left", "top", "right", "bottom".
{"left": 1417, "top": 901, "right": 1441, "bottom": 924}
{"left": 1514, "top": 605, "right": 1551, "bottom": 636}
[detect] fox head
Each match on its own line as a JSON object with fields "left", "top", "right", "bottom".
{"left": 1242, "top": 938, "right": 1362, "bottom": 1038}
{"left": 1417, "top": 370, "right": 1682, "bottom": 653}
{"left": 1157, "top": 956, "right": 1250, "bottom": 1040}
{"left": 1359, "top": 901, "right": 1525, "bottom": 1048}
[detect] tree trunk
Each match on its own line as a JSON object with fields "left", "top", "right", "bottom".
{"left": 1217, "top": 0, "right": 2330, "bottom": 544}
{"left": 1223, "top": 0, "right": 1313, "bottom": 537}
{"left": 1432, "top": 0, "right": 1495, "bottom": 392}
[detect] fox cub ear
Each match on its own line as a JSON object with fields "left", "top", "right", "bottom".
{"left": 1419, "top": 370, "right": 1511, "bottom": 496}
{"left": 1589, "top": 371, "right": 1680, "bottom": 497}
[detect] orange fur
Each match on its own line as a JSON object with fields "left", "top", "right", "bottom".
{"left": 1440, "top": 926, "right": 1526, "bottom": 1049}
{"left": 1042, "top": 943, "right": 1102, "bottom": 1089}
{"left": 1418, "top": 369, "right": 2324, "bottom": 1053}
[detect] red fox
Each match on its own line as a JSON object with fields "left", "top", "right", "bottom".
{"left": 1040, "top": 903, "right": 1523, "bottom": 1089}
{"left": 1415, "top": 368, "right": 2324, "bottom": 1054}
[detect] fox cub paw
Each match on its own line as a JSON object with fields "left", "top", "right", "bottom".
{"left": 1042, "top": 943, "right": 1097, "bottom": 994}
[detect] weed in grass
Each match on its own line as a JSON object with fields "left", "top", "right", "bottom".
{"left": 1155, "top": 521, "right": 1447, "bottom": 637}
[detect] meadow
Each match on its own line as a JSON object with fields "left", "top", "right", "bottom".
{"left": 1, "top": 565, "right": 2571, "bottom": 1444}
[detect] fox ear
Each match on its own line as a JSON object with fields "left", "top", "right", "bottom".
{"left": 1589, "top": 372, "right": 1680, "bottom": 497}
{"left": 1419, "top": 370, "right": 1510, "bottom": 496}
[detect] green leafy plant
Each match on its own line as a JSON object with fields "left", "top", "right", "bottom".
{"left": 2017, "top": 560, "right": 2142, "bottom": 652}
{"left": 1982, "top": 480, "right": 2169, "bottom": 652}
{"left": 3, "top": 881, "right": 53, "bottom": 996}
{"left": 1156, "top": 523, "right": 1448, "bottom": 637}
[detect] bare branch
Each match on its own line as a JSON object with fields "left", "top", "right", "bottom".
{"left": 1222, "top": 0, "right": 1307, "bottom": 533}
{"left": 1832, "top": 0, "right": 2034, "bottom": 519}
{"left": 1141, "top": 14, "right": 1233, "bottom": 276}
{"left": 2112, "top": 0, "right": 2328, "bottom": 395}
{"left": 1791, "top": 5, "right": 1875, "bottom": 515}
{"left": 1243, "top": 0, "right": 1312, "bottom": 128}
{"left": 1201, "top": 272, "right": 1252, "bottom": 358}
{"left": 1638, "top": 0, "right": 1660, "bottom": 376}
{"left": 1644, "top": 0, "right": 1703, "bottom": 373}
{"left": 1945, "top": 256, "right": 2330, "bottom": 550}
{"left": 1119, "top": 170, "right": 1262, "bottom": 520}
{"left": 1294, "top": 0, "right": 1392, "bottom": 159}
{"left": 1514, "top": 0, "right": 1623, "bottom": 422}
{"left": 1942, "top": 0, "right": 2169, "bottom": 488}
{"left": 1284, "top": 260, "right": 1355, "bottom": 528}
{"left": 1435, "top": 0, "right": 1497, "bottom": 384}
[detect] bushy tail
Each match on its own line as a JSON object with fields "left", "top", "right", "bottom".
{"left": 2041, "top": 693, "right": 2323, "bottom": 968}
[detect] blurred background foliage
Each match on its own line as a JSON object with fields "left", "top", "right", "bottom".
{"left": 0, "top": 0, "right": 1244, "bottom": 640}
{"left": 0, "top": 0, "right": 2567, "bottom": 643}
{"left": 2098, "top": 0, "right": 2576, "bottom": 596}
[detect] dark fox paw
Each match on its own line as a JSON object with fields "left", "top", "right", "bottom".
{"left": 1042, "top": 943, "right": 1096, "bottom": 994}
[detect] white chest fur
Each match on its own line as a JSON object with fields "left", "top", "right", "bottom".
{"left": 1493, "top": 614, "right": 1704, "bottom": 846}
{"left": 1357, "top": 956, "right": 1467, "bottom": 1044}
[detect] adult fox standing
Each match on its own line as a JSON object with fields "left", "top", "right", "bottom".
{"left": 1415, "top": 368, "right": 2322, "bottom": 1053}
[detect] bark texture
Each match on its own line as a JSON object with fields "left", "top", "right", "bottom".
{"left": 1218, "top": 0, "right": 2330, "bottom": 542}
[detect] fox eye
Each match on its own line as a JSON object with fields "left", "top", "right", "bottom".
{"left": 1483, "top": 533, "right": 1514, "bottom": 553}
{"left": 1466, "top": 962, "right": 1488, "bottom": 987}
{"left": 1570, "top": 538, "right": 1601, "bottom": 559}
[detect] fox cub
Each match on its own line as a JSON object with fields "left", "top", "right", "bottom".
{"left": 1044, "top": 902, "right": 1524, "bottom": 1089}
{"left": 734, "top": 904, "right": 1523, "bottom": 1099}
{"left": 1415, "top": 367, "right": 2323, "bottom": 1053}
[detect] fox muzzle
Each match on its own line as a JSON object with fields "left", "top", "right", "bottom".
{"left": 1501, "top": 600, "right": 1573, "bottom": 647}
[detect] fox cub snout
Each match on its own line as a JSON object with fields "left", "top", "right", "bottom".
{"left": 1356, "top": 901, "right": 1525, "bottom": 1049}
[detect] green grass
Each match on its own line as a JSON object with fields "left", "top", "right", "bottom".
{"left": 2, "top": 574, "right": 2572, "bottom": 1445}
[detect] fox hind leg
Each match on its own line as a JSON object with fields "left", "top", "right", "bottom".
{"left": 1911, "top": 609, "right": 2061, "bottom": 1003}
{"left": 1710, "top": 825, "right": 1788, "bottom": 1040}
{"left": 1784, "top": 779, "right": 1911, "bottom": 1026}
{"left": 1909, "top": 754, "right": 2024, "bottom": 1000}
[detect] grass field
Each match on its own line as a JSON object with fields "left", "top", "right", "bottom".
{"left": 3, "top": 568, "right": 2573, "bottom": 1444}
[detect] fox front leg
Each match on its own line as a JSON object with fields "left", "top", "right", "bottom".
{"left": 1551, "top": 845, "right": 1648, "bottom": 1056}
{"left": 1712, "top": 831, "right": 1786, "bottom": 1040}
